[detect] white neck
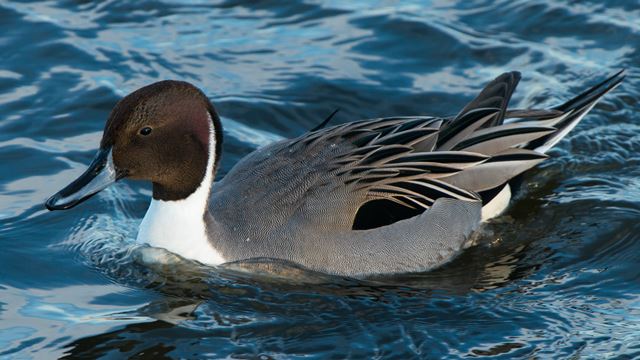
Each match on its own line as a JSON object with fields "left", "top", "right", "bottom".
{"left": 136, "top": 115, "right": 225, "bottom": 265}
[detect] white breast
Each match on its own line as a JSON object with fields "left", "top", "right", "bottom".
{"left": 136, "top": 116, "right": 225, "bottom": 265}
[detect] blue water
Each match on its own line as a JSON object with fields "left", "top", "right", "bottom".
{"left": 1, "top": 1, "right": 639, "bottom": 358}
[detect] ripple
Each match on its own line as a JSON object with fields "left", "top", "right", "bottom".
{"left": 1, "top": 0, "right": 640, "bottom": 357}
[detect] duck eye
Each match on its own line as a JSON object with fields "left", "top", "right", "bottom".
{"left": 139, "top": 127, "right": 152, "bottom": 136}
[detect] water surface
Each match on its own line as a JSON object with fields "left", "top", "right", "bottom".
{"left": 1, "top": 0, "right": 639, "bottom": 358}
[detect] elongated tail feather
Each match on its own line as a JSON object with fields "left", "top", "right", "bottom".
{"left": 438, "top": 70, "right": 624, "bottom": 220}
{"left": 527, "top": 70, "right": 625, "bottom": 153}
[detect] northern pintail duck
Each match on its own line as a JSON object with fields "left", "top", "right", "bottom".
{"left": 46, "top": 71, "right": 624, "bottom": 277}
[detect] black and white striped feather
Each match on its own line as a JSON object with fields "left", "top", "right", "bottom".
{"left": 291, "top": 70, "right": 625, "bottom": 227}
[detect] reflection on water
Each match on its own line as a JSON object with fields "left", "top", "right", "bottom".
{"left": 1, "top": 0, "right": 639, "bottom": 358}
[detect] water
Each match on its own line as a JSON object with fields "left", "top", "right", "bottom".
{"left": 1, "top": 0, "right": 639, "bottom": 358}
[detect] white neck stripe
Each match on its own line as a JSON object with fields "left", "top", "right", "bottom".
{"left": 136, "top": 113, "right": 224, "bottom": 265}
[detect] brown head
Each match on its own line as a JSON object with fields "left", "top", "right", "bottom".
{"left": 46, "top": 80, "right": 223, "bottom": 210}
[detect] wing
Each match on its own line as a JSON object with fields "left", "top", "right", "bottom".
{"left": 302, "top": 110, "right": 546, "bottom": 230}
{"left": 311, "top": 71, "right": 623, "bottom": 230}
{"left": 213, "top": 71, "right": 623, "bottom": 237}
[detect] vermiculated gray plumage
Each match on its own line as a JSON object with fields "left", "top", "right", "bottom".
{"left": 206, "top": 71, "right": 624, "bottom": 277}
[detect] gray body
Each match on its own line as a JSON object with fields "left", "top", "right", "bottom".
{"left": 208, "top": 137, "right": 481, "bottom": 276}
{"left": 204, "top": 70, "right": 624, "bottom": 276}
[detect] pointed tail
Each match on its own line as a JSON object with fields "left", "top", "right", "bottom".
{"left": 523, "top": 70, "right": 626, "bottom": 153}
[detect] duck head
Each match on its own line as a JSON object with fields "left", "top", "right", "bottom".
{"left": 46, "top": 80, "right": 222, "bottom": 210}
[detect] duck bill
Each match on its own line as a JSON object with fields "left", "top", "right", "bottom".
{"left": 45, "top": 148, "right": 122, "bottom": 211}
